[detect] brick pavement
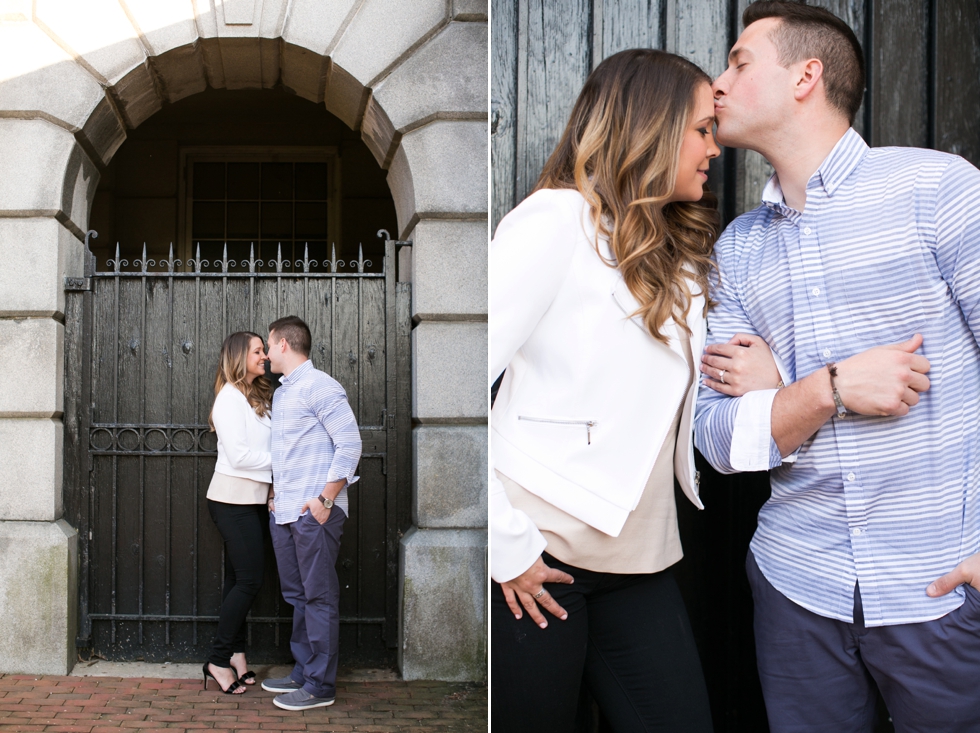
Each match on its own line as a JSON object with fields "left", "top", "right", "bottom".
{"left": 0, "top": 673, "right": 487, "bottom": 732}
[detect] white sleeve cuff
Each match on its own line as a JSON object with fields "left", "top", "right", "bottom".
{"left": 730, "top": 388, "right": 780, "bottom": 472}
{"left": 489, "top": 471, "right": 548, "bottom": 583}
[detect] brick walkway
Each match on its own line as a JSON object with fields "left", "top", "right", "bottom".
{"left": 0, "top": 673, "right": 487, "bottom": 732}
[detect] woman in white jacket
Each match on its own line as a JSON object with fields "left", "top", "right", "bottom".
{"left": 490, "top": 49, "right": 780, "bottom": 731}
{"left": 202, "top": 331, "right": 274, "bottom": 695}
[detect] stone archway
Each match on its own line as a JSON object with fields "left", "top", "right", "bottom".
{"left": 0, "top": 0, "right": 487, "bottom": 681}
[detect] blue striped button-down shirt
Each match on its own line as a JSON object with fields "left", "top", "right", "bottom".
{"left": 695, "top": 129, "right": 980, "bottom": 626}
{"left": 271, "top": 359, "right": 362, "bottom": 525}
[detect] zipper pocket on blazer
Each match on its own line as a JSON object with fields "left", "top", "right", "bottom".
{"left": 518, "top": 416, "right": 597, "bottom": 445}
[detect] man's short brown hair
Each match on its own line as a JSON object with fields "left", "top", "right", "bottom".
{"left": 269, "top": 315, "right": 311, "bottom": 357}
{"left": 744, "top": 1, "right": 865, "bottom": 123}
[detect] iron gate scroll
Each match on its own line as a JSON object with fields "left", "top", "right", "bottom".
{"left": 63, "top": 233, "right": 413, "bottom": 665}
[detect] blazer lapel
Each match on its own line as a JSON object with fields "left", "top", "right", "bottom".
{"left": 611, "top": 278, "right": 646, "bottom": 332}
{"left": 611, "top": 278, "right": 688, "bottom": 362}
{"left": 686, "top": 294, "right": 705, "bottom": 363}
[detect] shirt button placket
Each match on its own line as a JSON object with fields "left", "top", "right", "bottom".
{"left": 844, "top": 470, "right": 868, "bottom": 546}
{"left": 801, "top": 222, "right": 832, "bottom": 364}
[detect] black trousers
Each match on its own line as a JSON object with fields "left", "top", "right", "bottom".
{"left": 491, "top": 553, "right": 713, "bottom": 733}
{"left": 206, "top": 500, "right": 267, "bottom": 668}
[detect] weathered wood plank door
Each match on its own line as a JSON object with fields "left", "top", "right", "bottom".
{"left": 63, "top": 237, "right": 412, "bottom": 667}
{"left": 492, "top": 1, "right": 980, "bottom": 730}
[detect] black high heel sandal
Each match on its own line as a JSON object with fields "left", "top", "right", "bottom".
{"left": 202, "top": 662, "right": 245, "bottom": 694}
{"left": 238, "top": 670, "right": 256, "bottom": 685}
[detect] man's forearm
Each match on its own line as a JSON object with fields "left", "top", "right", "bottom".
{"left": 772, "top": 336, "right": 931, "bottom": 455}
{"left": 320, "top": 479, "right": 346, "bottom": 502}
{"left": 771, "top": 366, "right": 836, "bottom": 457}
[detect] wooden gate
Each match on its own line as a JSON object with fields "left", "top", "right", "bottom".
{"left": 63, "top": 233, "right": 412, "bottom": 666}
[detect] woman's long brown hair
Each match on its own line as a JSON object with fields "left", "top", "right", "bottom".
{"left": 209, "top": 331, "right": 273, "bottom": 430}
{"left": 535, "top": 49, "right": 720, "bottom": 343}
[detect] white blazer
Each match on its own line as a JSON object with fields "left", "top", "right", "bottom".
{"left": 490, "top": 188, "right": 705, "bottom": 583}
{"left": 211, "top": 383, "right": 273, "bottom": 483}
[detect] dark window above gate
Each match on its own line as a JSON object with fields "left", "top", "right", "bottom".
{"left": 182, "top": 148, "right": 349, "bottom": 273}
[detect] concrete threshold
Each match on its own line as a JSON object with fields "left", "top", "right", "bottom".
{"left": 69, "top": 660, "right": 401, "bottom": 681}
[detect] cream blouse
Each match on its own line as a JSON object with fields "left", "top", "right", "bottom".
{"left": 206, "top": 472, "right": 270, "bottom": 505}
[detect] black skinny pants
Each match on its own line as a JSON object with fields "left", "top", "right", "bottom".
{"left": 206, "top": 500, "right": 267, "bottom": 668}
{"left": 491, "top": 553, "right": 713, "bottom": 733}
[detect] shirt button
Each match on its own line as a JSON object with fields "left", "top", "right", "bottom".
{"left": 846, "top": 472, "right": 855, "bottom": 481}
{"left": 803, "top": 227, "right": 812, "bottom": 235}
{"left": 812, "top": 287, "right": 821, "bottom": 296}
{"left": 822, "top": 348, "right": 832, "bottom": 358}
{"left": 851, "top": 528, "right": 862, "bottom": 537}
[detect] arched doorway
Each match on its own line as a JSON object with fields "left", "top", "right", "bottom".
{"left": 0, "top": 3, "right": 486, "bottom": 681}
{"left": 88, "top": 87, "right": 397, "bottom": 274}
{"left": 63, "top": 87, "right": 406, "bottom": 667}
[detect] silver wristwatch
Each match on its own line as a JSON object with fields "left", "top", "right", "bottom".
{"left": 318, "top": 495, "right": 334, "bottom": 509}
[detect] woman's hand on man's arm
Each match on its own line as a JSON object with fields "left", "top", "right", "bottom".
{"left": 700, "top": 333, "right": 782, "bottom": 396}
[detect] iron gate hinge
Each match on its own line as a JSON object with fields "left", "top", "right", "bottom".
{"left": 65, "top": 277, "right": 91, "bottom": 291}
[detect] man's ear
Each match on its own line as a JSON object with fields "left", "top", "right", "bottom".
{"left": 793, "top": 57, "right": 824, "bottom": 102}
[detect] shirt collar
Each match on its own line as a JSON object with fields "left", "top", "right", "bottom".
{"left": 279, "top": 358, "right": 313, "bottom": 386}
{"left": 761, "top": 128, "right": 869, "bottom": 211}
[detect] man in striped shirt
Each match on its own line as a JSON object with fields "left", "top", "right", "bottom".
{"left": 695, "top": 3, "right": 980, "bottom": 730}
{"left": 259, "top": 316, "right": 362, "bottom": 711}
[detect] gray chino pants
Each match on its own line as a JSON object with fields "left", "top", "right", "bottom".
{"left": 748, "top": 550, "right": 980, "bottom": 733}
{"left": 270, "top": 507, "right": 346, "bottom": 699}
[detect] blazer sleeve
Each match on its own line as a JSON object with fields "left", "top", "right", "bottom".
{"left": 212, "top": 388, "right": 273, "bottom": 472}
{"left": 489, "top": 189, "right": 581, "bottom": 583}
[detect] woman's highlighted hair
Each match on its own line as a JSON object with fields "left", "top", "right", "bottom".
{"left": 535, "top": 48, "right": 719, "bottom": 343}
{"left": 209, "top": 331, "right": 273, "bottom": 430}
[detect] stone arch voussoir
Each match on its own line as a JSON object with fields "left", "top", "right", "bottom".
{"left": 80, "top": 34, "right": 426, "bottom": 240}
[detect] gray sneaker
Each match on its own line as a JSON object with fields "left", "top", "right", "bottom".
{"left": 261, "top": 676, "right": 302, "bottom": 693}
{"left": 273, "top": 688, "right": 336, "bottom": 711}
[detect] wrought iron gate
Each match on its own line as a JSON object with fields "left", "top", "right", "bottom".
{"left": 63, "top": 232, "right": 412, "bottom": 666}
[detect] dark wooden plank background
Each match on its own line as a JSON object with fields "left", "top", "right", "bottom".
{"left": 491, "top": 1, "right": 980, "bottom": 731}
{"left": 492, "top": 0, "right": 980, "bottom": 230}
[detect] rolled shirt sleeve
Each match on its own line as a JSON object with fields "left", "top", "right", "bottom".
{"left": 729, "top": 388, "right": 786, "bottom": 471}
{"left": 308, "top": 383, "right": 362, "bottom": 487}
{"left": 694, "top": 230, "right": 793, "bottom": 474}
